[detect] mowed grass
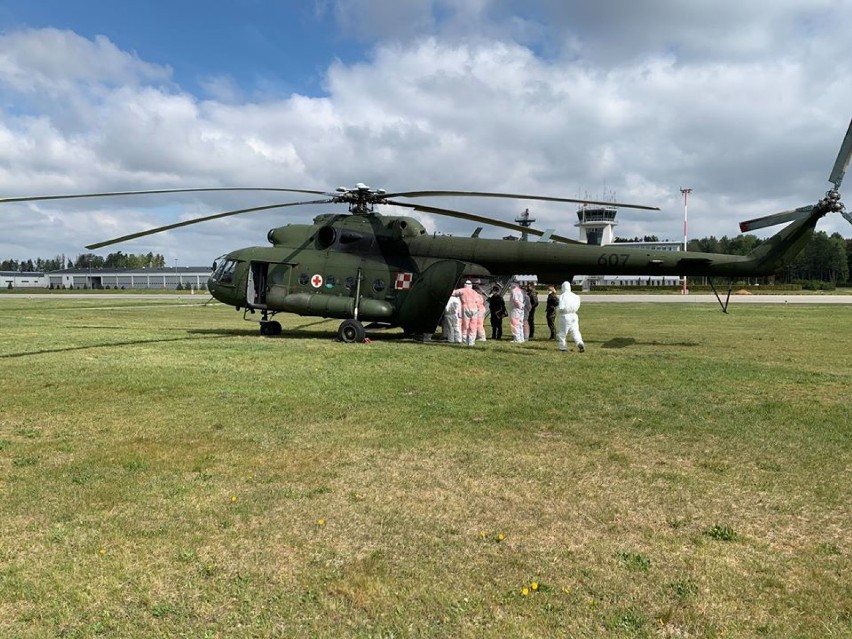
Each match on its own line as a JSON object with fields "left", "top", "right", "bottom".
{"left": 0, "top": 297, "right": 849, "bottom": 638}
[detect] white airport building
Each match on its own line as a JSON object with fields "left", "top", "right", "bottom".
{"left": 1, "top": 271, "right": 49, "bottom": 289}
{"left": 3, "top": 267, "right": 213, "bottom": 290}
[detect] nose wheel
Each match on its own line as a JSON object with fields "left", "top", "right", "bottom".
{"left": 259, "top": 320, "right": 282, "bottom": 336}
{"left": 338, "top": 319, "right": 366, "bottom": 343}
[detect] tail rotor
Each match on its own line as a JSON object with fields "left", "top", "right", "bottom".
{"left": 740, "top": 117, "right": 852, "bottom": 232}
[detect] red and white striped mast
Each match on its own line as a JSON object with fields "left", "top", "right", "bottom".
{"left": 680, "top": 187, "right": 692, "bottom": 294}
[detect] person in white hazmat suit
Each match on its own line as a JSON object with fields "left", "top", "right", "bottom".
{"left": 509, "top": 282, "right": 526, "bottom": 343}
{"left": 442, "top": 295, "right": 463, "bottom": 343}
{"left": 556, "top": 281, "right": 585, "bottom": 352}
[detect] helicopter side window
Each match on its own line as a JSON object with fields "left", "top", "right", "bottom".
{"left": 298, "top": 273, "right": 310, "bottom": 286}
{"left": 344, "top": 276, "right": 355, "bottom": 290}
{"left": 325, "top": 275, "right": 336, "bottom": 288}
{"left": 373, "top": 279, "right": 385, "bottom": 292}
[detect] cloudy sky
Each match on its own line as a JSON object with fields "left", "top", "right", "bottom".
{"left": 1, "top": 0, "right": 851, "bottom": 266}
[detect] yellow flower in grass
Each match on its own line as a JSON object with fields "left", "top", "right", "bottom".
{"left": 531, "top": 582, "right": 539, "bottom": 592}
{"left": 521, "top": 587, "right": 529, "bottom": 597}
{"left": 496, "top": 533, "right": 505, "bottom": 542}
{"left": 230, "top": 495, "right": 237, "bottom": 503}
{"left": 98, "top": 548, "right": 106, "bottom": 556}
{"left": 317, "top": 519, "right": 325, "bottom": 526}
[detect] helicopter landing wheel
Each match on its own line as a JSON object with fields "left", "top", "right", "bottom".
{"left": 338, "top": 319, "right": 366, "bottom": 343}
{"left": 260, "top": 320, "right": 282, "bottom": 336}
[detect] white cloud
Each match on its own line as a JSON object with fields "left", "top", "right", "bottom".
{"left": 1, "top": 3, "right": 851, "bottom": 267}
{"left": 0, "top": 28, "right": 171, "bottom": 93}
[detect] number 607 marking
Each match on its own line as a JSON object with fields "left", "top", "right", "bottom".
{"left": 597, "top": 253, "right": 630, "bottom": 266}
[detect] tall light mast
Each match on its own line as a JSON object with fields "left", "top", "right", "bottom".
{"left": 680, "top": 188, "right": 692, "bottom": 295}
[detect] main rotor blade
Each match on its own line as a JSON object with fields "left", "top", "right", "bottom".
{"left": 738, "top": 205, "right": 814, "bottom": 233}
{"left": 85, "top": 198, "right": 333, "bottom": 250}
{"left": 384, "top": 199, "right": 582, "bottom": 244}
{"left": 383, "top": 189, "right": 660, "bottom": 211}
{"left": 1, "top": 187, "right": 328, "bottom": 205}
{"left": 841, "top": 210, "right": 852, "bottom": 226}
{"left": 828, "top": 118, "right": 852, "bottom": 190}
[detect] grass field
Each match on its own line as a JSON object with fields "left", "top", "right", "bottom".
{"left": 1, "top": 297, "right": 849, "bottom": 638}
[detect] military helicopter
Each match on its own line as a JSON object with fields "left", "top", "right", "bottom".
{"left": 3, "top": 118, "right": 850, "bottom": 341}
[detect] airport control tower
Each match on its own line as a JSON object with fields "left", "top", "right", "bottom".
{"left": 574, "top": 205, "right": 617, "bottom": 290}
{"left": 575, "top": 205, "right": 618, "bottom": 245}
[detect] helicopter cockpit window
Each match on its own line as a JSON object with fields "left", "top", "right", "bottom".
{"left": 211, "top": 257, "right": 226, "bottom": 279}
{"left": 212, "top": 258, "right": 238, "bottom": 285}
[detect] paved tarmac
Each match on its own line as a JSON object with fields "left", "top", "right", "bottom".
{"left": 579, "top": 294, "right": 852, "bottom": 304}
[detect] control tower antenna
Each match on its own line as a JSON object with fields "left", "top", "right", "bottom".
{"left": 514, "top": 208, "right": 536, "bottom": 242}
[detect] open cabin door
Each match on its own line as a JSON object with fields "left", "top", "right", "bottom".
{"left": 247, "top": 262, "right": 293, "bottom": 309}
{"left": 246, "top": 262, "right": 268, "bottom": 309}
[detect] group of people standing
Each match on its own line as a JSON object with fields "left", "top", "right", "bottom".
{"left": 442, "top": 279, "right": 584, "bottom": 352}
{"left": 443, "top": 280, "right": 487, "bottom": 346}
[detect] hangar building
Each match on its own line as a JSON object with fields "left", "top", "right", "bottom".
{"left": 3, "top": 266, "right": 212, "bottom": 290}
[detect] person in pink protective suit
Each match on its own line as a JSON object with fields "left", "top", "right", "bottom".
{"left": 452, "top": 280, "right": 482, "bottom": 346}
{"left": 556, "top": 280, "right": 585, "bottom": 352}
{"left": 509, "top": 282, "right": 525, "bottom": 343}
{"left": 442, "top": 294, "right": 462, "bottom": 343}
{"left": 475, "top": 288, "right": 487, "bottom": 342}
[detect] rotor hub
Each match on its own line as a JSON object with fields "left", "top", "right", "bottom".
{"left": 332, "top": 184, "right": 388, "bottom": 215}
{"left": 817, "top": 189, "right": 845, "bottom": 214}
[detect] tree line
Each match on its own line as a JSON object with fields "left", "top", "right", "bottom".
{"left": 686, "top": 231, "right": 851, "bottom": 286}
{"left": 3, "top": 232, "right": 851, "bottom": 285}
{"left": 1, "top": 252, "right": 167, "bottom": 272}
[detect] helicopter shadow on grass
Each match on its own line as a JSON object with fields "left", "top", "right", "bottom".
{"left": 0, "top": 334, "right": 235, "bottom": 360}
{"left": 600, "top": 337, "right": 700, "bottom": 349}
{"left": 186, "top": 318, "right": 413, "bottom": 342}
